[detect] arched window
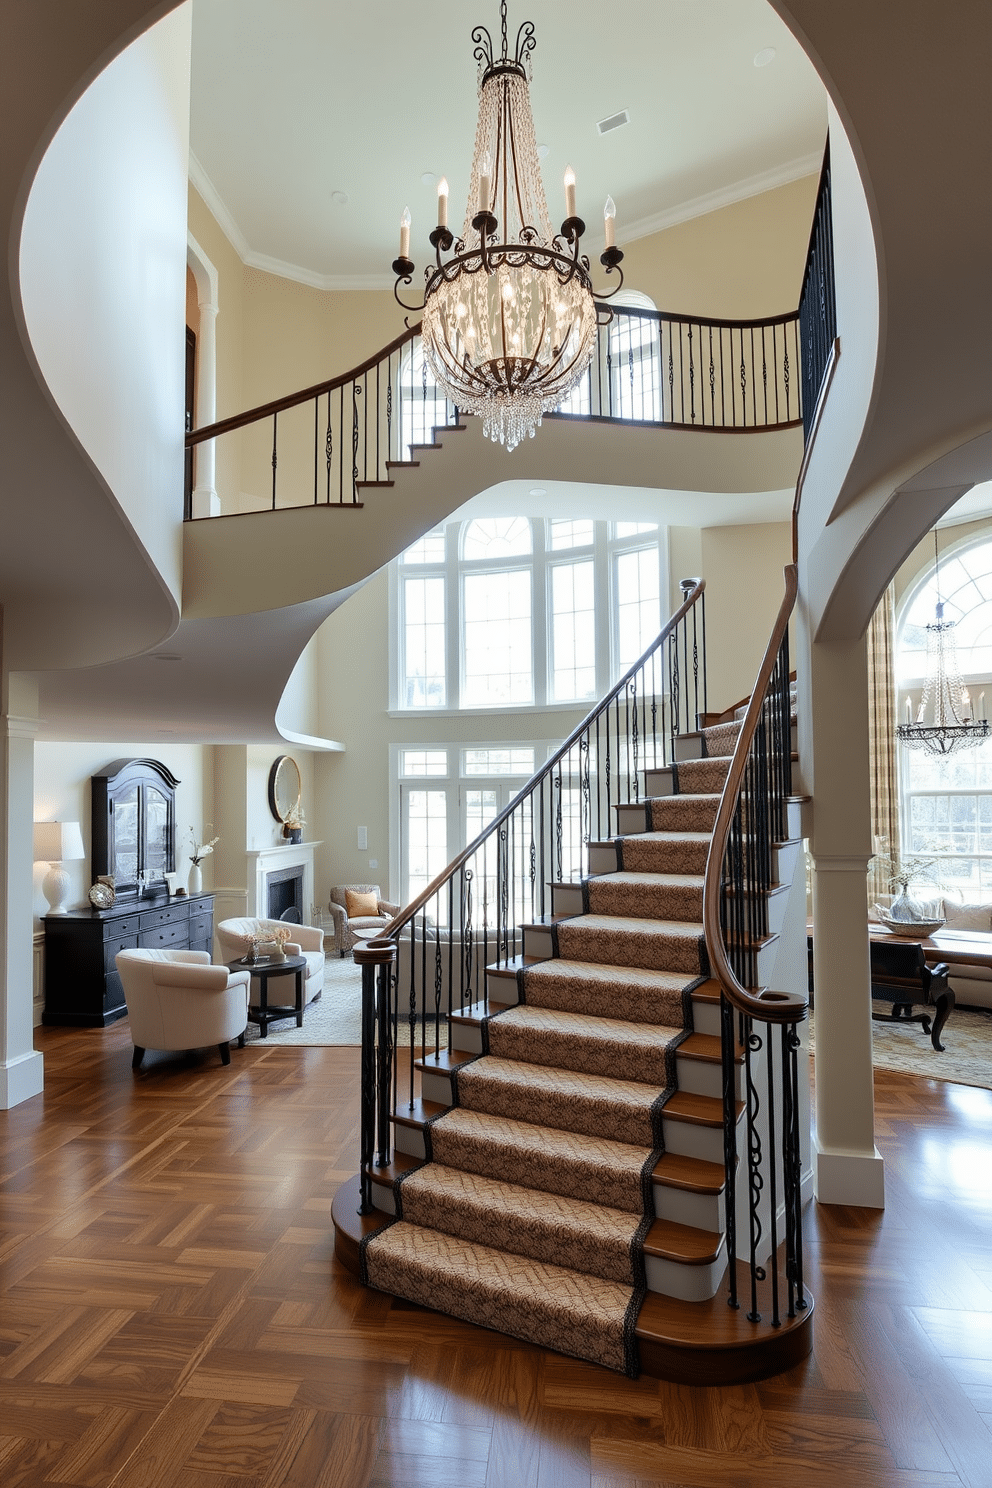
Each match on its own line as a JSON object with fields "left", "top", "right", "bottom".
{"left": 398, "top": 343, "right": 455, "bottom": 460}
{"left": 608, "top": 290, "right": 661, "bottom": 422}
{"left": 897, "top": 534, "right": 992, "bottom": 902}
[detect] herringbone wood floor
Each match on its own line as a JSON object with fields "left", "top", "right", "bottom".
{"left": 0, "top": 1022, "right": 989, "bottom": 1487}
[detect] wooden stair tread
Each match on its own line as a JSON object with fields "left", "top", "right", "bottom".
{"left": 354, "top": 479, "right": 394, "bottom": 488}
{"left": 385, "top": 459, "right": 420, "bottom": 468}
{"left": 652, "top": 1151, "right": 726, "bottom": 1194}
{"left": 664, "top": 1091, "right": 742, "bottom": 1127}
{"left": 643, "top": 1218, "right": 724, "bottom": 1265}
{"left": 449, "top": 1000, "right": 515, "bottom": 1026}
{"left": 487, "top": 955, "right": 545, "bottom": 976}
{"left": 366, "top": 1150, "right": 422, "bottom": 1186}
{"left": 391, "top": 1097, "right": 448, "bottom": 1129}
{"left": 691, "top": 978, "right": 723, "bottom": 1003}
{"left": 677, "top": 1032, "right": 742, "bottom": 1064}
{"left": 414, "top": 1047, "right": 478, "bottom": 1076}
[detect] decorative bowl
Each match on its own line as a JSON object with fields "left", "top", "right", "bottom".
{"left": 874, "top": 911, "right": 945, "bottom": 938}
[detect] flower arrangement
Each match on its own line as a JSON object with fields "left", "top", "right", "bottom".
{"left": 266, "top": 924, "right": 294, "bottom": 949}
{"left": 282, "top": 803, "right": 306, "bottom": 838}
{"left": 187, "top": 826, "right": 220, "bottom": 866}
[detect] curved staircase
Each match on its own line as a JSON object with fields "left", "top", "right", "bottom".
{"left": 333, "top": 580, "right": 812, "bottom": 1383}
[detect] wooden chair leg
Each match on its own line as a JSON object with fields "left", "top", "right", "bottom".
{"left": 131, "top": 1046, "right": 144, "bottom": 1070}
{"left": 929, "top": 989, "right": 955, "bottom": 1052}
{"left": 219, "top": 1042, "right": 231, "bottom": 1066}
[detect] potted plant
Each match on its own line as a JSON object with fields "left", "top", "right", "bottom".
{"left": 186, "top": 826, "right": 220, "bottom": 895}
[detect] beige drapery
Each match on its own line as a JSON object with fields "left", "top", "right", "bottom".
{"left": 867, "top": 582, "right": 901, "bottom": 905}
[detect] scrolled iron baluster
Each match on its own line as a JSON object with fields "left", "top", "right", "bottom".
{"left": 629, "top": 677, "right": 639, "bottom": 802}
{"left": 580, "top": 733, "right": 591, "bottom": 850}
{"left": 499, "top": 825, "right": 510, "bottom": 963}
{"left": 744, "top": 1016, "right": 766, "bottom": 1322}
{"left": 352, "top": 383, "right": 361, "bottom": 493}
{"left": 554, "top": 767, "right": 563, "bottom": 883}
{"left": 433, "top": 914, "right": 443, "bottom": 1051}
{"left": 376, "top": 960, "right": 392, "bottom": 1169}
{"left": 721, "top": 991, "right": 739, "bottom": 1309}
{"left": 271, "top": 412, "right": 278, "bottom": 510}
{"left": 463, "top": 866, "right": 474, "bottom": 1005}
{"left": 688, "top": 322, "right": 696, "bottom": 423}
{"left": 325, "top": 396, "right": 333, "bottom": 503}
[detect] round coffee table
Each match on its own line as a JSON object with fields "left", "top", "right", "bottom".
{"left": 228, "top": 953, "right": 308, "bottom": 1038}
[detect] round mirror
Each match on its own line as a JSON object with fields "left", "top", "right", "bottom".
{"left": 267, "top": 755, "right": 301, "bottom": 824}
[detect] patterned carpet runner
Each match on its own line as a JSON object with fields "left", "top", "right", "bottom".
{"left": 362, "top": 718, "right": 742, "bottom": 1375}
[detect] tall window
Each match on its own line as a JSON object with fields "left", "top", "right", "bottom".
{"left": 398, "top": 344, "right": 455, "bottom": 460}
{"left": 394, "top": 516, "right": 666, "bottom": 712}
{"left": 897, "top": 536, "right": 992, "bottom": 900}
{"left": 609, "top": 291, "right": 661, "bottom": 421}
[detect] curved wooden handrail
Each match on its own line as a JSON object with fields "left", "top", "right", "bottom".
{"left": 702, "top": 563, "right": 806, "bottom": 1023}
{"left": 185, "top": 324, "right": 422, "bottom": 447}
{"left": 369, "top": 578, "right": 705, "bottom": 953}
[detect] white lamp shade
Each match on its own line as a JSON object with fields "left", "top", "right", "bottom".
{"left": 33, "top": 821, "right": 85, "bottom": 863}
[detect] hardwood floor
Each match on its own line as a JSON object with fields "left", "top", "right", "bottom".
{"left": 1, "top": 1023, "right": 989, "bottom": 1487}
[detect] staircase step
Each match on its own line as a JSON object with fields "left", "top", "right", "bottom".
{"left": 643, "top": 1217, "right": 724, "bottom": 1266}
{"left": 385, "top": 459, "right": 420, "bottom": 468}
{"left": 652, "top": 1151, "right": 726, "bottom": 1195}
{"left": 354, "top": 479, "right": 394, "bottom": 489}
{"left": 428, "top": 1106, "right": 653, "bottom": 1214}
{"left": 455, "top": 1054, "right": 666, "bottom": 1147}
{"left": 521, "top": 957, "right": 701, "bottom": 1026}
{"left": 619, "top": 831, "right": 712, "bottom": 875}
{"left": 448, "top": 999, "right": 515, "bottom": 1051}
{"left": 484, "top": 1004, "right": 683, "bottom": 1085}
{"left": 363, "top": 1221, "right": 638, "bottom": 1374}
{"left": 649, "top": 795, "right": 720, "bottom": 832}
{"left": 556, "top": 913, "right": 707, "bottom": 977}
{"left": 662, "top": 1090, "right": 742, "bottom": 1163}
{"left": 586, "top": 871, "right": 704, "bottom": 924}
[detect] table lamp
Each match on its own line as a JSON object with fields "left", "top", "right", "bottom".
{"left": 34, "top": 821, "right": 86, "bottom": 915}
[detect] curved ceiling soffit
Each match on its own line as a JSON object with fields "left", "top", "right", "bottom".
{"left": 4, "top": 1, "right": 185, "bottom": 674}
{"left": 766, "top": 0, "right": 992, "bottom": 645}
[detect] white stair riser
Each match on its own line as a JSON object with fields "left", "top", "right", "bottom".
{"left": 786, "top": 799, "right": 803, "bottom": 838}
{"left": 643, "top": 767, "right": 675, "bottom": 796}
{"left": 756, "top": 937, "right": 779, "bottom": 984}
{"left": 766, "top": 889, "right": 789, "bottom": 936}
{"left": 393, "top": 1125, "right": 428, "bottom": 1159}
{"left": 421, "top": 1069, "right": 454, "bottom": 1105}
{"left": 450, "top": 1024, "right": 484, "bottom": 1054}
{"left": 523, "top": 926, "right": 555, "bottom": 958}
{"left": 676, "top": 1055, "right": 741, "bottom": 1101}
{"left": 588, "top": 844, "right": 620, "bottom": 874}
{"left": 615, "top": 804, "right": 650, "bottom": 834}
{"left": 774, "top": 838, "right": 801, "bottom": 883}
{"left": 690, "top": 998, "right": 721, "bottom": 1037}
{"left": 367, "top": 1183, "right": 397, "bottom": 1215}
{"left": 485, "top": 972, "right": 522, "bottom": 1003}
{"left": 646, "top": 1245, "right": 728, "bottom": 1301}
{"left": 673, "top": 734, "right": 705, "bottom": 762}
{"left": 653, "top": 1182, "right": 724, "bottom": 1233}
{"left": 662, "top": 1117, "right": 725, "bottom": 1165}
{"left": 550, "top": 884, "right": 584, "bottom": 917}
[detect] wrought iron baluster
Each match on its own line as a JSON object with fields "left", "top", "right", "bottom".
{"left": 743, "top": 1015, "right": 765, "bottom": 1322}
{"left": 325, "top": 392, "right": 333, "bottom": 503}
{"left": 271, "top": 412, "right": 278, "bottom": 509}
{"left": 721, "top": 990, "right": 739, "bottom": 1309}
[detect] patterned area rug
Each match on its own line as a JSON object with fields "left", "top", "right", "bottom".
{"left": 808, "top": 1006, "right": 992, "bottom": 1089}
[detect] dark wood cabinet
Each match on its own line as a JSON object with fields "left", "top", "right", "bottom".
{"left": 43, "top": 892, "right": 214, "bottom": 1027}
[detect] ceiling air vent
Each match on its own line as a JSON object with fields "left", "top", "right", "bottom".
{"left": 597, "top": 109, "right": 630, "bottom": 136}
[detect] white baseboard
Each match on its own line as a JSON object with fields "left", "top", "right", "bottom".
{"left": 1, "top": 1050, "right": 44, "bottom": 1109}
{"left": 813, "top": 1137, "right": 885, "bottom": 1208}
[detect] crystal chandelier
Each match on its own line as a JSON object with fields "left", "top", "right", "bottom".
{"left": 390, "top": 2, "right": 625, "bottom": 452}
{"left": 897, "top": 531, "right": 990, "bottom": 758}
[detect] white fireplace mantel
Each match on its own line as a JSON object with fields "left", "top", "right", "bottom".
{"left": 246, "top": 841, "right": 322, "bottom": 920}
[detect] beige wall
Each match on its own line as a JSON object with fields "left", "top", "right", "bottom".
{"left": 699, "top": 521, "right": 794, "bottom": 710}
{"left": 621, "top": 175, "right": 819, "bottom": 320}
{"left": 33, "top": 741, "right": 213, "bottom": 926}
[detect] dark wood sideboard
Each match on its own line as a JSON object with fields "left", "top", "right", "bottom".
{"left": 43, "top": 892, "right": 215, "bottom": 1027}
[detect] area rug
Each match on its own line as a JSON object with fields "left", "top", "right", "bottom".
{"left": 807, "top": 1007, "right": 992, "bottom": 1089}
{"left": 242, "top": 954, "right": 363, "bottom": 1045}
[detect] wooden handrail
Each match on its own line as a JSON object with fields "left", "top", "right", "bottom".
{"left": 369, "top": 578, "right": 705, "bottom": 953}
{"left": 702, "top": 563, "right": 806, "bottom": 1022}
{"left": 185, "top": 324, "right": 422, "bottom": 447}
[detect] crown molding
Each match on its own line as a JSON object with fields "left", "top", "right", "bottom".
{"left": 619, "top": 150, "right": 824, "bottom": 247}
{"left": 188, "top": 148, "right": 824, "bottom": 293}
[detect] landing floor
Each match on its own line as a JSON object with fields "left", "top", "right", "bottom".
{"left": 0, "top": 1021, "right": 988, "bottom": 1486}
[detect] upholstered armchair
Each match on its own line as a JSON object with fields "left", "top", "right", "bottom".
{"left": 116, "top": 948, "right": 250, "bottom": 1069}
{"left": 214, "top": 918, "right": 325, "bottom": 1006}
{"left": 328, "top": 884, "right": 400, "bottom": 956}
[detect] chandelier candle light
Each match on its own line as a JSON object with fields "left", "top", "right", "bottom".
{"left": 897, "top": 530, "right": 990, "bottom": 758}
{"left": 391, "top": 2, "right": 625, "bottom": 451}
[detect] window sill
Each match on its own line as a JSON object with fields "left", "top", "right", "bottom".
{"left": 387, "top": 700, "right": 594, "bottom": 721}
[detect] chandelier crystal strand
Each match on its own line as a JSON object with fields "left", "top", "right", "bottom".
{"left": 392, "top": 7, "right": 625, "bottom": 452}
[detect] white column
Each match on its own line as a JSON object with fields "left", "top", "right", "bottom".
{"left": 802, "top": 631, "right": 884, "bottom": 1207}
{"left": 192, "top": 298, "right": 220, "bottom": 518}
{"left": 0, "top": 658, "right": 44, "bottom": 1109}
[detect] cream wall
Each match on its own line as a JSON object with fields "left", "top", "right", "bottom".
{"left": 33, "top": 741, "right": 213, "bottom": 926}
{"left": 620, "top": 175, "right": 819, "bottom": 320}
{"left": 698, "top": 521, "right": 794, "bottom": 709}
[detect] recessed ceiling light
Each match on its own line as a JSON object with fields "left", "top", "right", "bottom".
{"left": 529, "top": 487, "right": 547, "bottom": 497}
{"left": 421, "top": 171, "right": 437, "bottom": 186}
{"left": 330, "top": 190, "right": 349, "bottom": 206}
{"left": 537, "top": 143, "right": 549, "bottom": 159}
{"left": 753, "top": 47, "right": 776, "bottom": 67}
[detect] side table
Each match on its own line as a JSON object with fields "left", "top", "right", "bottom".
{"left": 228, "top": 954, "right": 308, "bottom": 1038}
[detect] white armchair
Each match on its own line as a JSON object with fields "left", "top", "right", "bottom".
{"left": 214, "top": 917, "right": 325, "bottom": 1007}
{"left": 116, "top": 948, "right": 250, "bottom": 1069}
{"left": 328, "top": 884, "right": 399, "bottom": 956}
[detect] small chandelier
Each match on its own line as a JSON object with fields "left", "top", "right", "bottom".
{"left": 390, "top": 2, "right": 625, "bottom": 451}
{"left": 897, "top": 531, "right": 990, "bottom": 758}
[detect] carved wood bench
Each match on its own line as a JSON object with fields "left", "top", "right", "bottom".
{"left": 869, "top": 939, "right": 955, "bottom": 1052}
